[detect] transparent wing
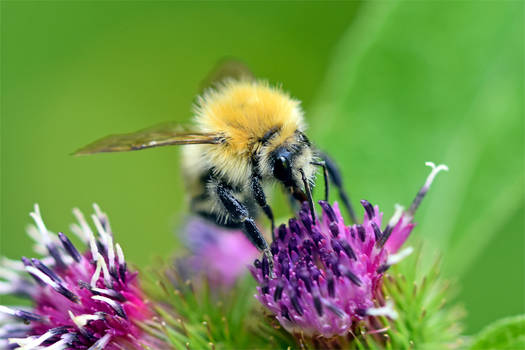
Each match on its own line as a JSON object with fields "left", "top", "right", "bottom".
{"left": 73, "top": 122, "right": 222, "bottom": 155}
{"left": 199, "top": 58, "right": 255, "bottom": 92}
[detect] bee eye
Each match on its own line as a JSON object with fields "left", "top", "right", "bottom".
{"left": 274, "top": 156, "right": 291, "bottom": 183}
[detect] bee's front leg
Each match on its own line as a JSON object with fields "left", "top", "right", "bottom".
{"left": 317, "top": 151, "right": 358, "bottom": 224}
{"left": 251, "top": 174, "right": 275, "bottom": 241}
{"left": 215, "top": 181, "right": 275, "bottom": 276}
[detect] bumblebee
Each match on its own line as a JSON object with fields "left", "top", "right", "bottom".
{"left": 75, "top": 62, "right": 356, "bottom": 262}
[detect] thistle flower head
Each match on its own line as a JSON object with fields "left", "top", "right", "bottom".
{"left": 0, "top": 205, "right": 157, "bottom": 349}
{"left": 251, "top": 162, "right": 448, "bottom": 338}
{"left": 177, "top": 216, "right": 258, "bottom": 286}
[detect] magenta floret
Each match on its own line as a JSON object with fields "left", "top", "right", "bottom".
{"left": 0, "top": 205, "right": 157, "bottom": 349}
{"left": 179, "top": 216, "right": 258, "bottom": 286}
{"left": 251, "top": 200, "right": 393, "bottom": 337}
{"left": 251, "top": 162, "right": 448, "bottom": 338}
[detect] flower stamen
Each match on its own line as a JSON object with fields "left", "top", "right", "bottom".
{"left": 88, "top": 333, "right": 112, "bottom": 350}
{"left": 386, "top": 246, "right": 414, "bottom": 266}
{"left": 378, "top": 204, "right": 404, "bottom": 247}
{"left": 58, "top": 232, "right": 82, "bottom": 263}
{"left": 91, "top": 295, "right": 127, "bottom": 319}
{"left": 73, "top": 208, "right": 99, "bottom": 261}
{"left": 408, "top": 162, "right": 449, "bottom": 216}
{"left": 25, "top": 266, "right": 79, "bottom": 303}
{"left": 365, "top": 301, "right": 398, "bottom": 319}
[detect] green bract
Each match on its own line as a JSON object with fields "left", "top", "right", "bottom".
{"left": 140, "top": 244, "right": 464, "bottom": 350}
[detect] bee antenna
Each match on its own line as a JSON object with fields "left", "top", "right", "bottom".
{"left": 300, "top": 169, "right": 316, "bottom": 223}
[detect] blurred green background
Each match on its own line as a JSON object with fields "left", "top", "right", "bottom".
{"left": 1, "top": 1, "right": 523, "bottom": 335}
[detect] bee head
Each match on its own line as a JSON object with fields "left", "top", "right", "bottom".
{"left": 270, "top": 138, "right": 316, "bottom": 189}
{"left": 257, "top": 130, "right": 316, "bottom": 198}
{"left": 269, "top": 142, "right": 317, "bottom": 221}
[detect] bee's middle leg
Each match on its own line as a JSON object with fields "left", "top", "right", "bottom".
{"left": 215, "top": 182, "right": 274, "bottom": 270}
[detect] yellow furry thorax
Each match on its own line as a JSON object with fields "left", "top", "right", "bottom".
{"left": 193, "top": 79, "right": 305, "bottom": 156}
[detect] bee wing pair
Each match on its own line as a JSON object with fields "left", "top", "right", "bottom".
{"left": 74, "top": 59, "right": 254, "bottom": 156}
{"left": 73, "top": 122, "right": 222, "bottom": 155}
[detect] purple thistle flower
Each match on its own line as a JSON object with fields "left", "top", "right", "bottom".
{"left": 250, "top": 162, "right": 448, "bottom": 338}
{"left": 176, "top": 216, "right": 258, "bottom": 286}
{"left": 0, "top": 205, "right": 158, "bottom": 350}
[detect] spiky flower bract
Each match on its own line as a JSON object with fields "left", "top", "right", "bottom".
{"left": 141, "top": 240, "right": 463, "bottom": 350}
{"left": 141, "top": 216, "right": 294, "bottom": 350}
{"left": 251, "top": 162, "right": 449, "bottom": 343}
{"left": 368, "top": 247, "right": 465, "bottom": 350}
{"left": 142, "top": 262, "right": 297, "bottom": 350}
{"left": 0, "top": 205, "right": 160, "bottom": 349}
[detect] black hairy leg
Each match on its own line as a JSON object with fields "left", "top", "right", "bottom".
{"left": 216, "top": 181, "right": 274, "bottom": 270}
{"left": 299, "top": 168, "right": 316, "bottom": 223}
{"left": 317, "top": 151, "right": 358, "bottom": 224}
{"left": 251, "top": 175, "right": 276, "bottom": 240}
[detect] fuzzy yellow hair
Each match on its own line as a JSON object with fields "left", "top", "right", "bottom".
{"left": 194, "top": 79, "right": 305, "bottom": 156}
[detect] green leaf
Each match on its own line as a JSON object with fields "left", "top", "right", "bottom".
{"left": 469, "top": 315, "right": 525, "bottom": 350}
